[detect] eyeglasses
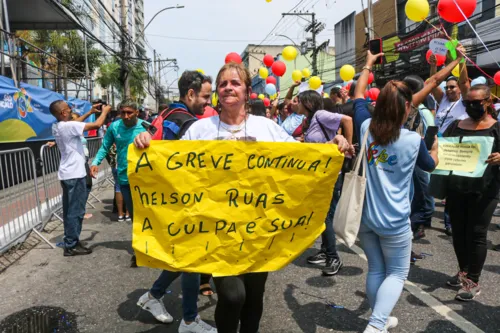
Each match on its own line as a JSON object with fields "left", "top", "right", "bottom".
{"left": 462, "top": 99, "right": 488, "bottom": 108}
{"left": 445, "top": 86, "right": 457, "bottom": 90}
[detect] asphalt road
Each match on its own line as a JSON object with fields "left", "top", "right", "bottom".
{"left": 0, "top": 188, "right": 499, "bottom": 333}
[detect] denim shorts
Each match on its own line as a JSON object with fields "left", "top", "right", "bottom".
{"left": 112, "top": 168, "right": 121, "bottom": 193}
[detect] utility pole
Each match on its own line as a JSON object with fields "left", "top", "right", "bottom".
{"left": 84, "top": 34, "right": 90, "bottom": 101}
{"left": 282, "top": 12, "right": 324, "bottom": 76}
{"left": 153, "top": 49, "right": 158, "bottom": 112}
{"left": 367, "top": 0, "right": 374, "bottom": 39}
{"left": 120, "top": 0, "right": 130, "bottom": 100}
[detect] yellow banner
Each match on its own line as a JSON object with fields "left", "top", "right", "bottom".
{"left": 128, "top": 141, "right": 343, "bottom": 276}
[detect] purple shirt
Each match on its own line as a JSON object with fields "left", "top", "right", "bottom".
{"left": 305, "top": 110, "right": 343, "bottom": 143}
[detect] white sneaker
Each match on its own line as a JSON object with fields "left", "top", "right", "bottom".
{"left": 178, "top": 315, "right": 217, "bottom": 333}
{"left": 363, "top": 324, "right": 387, "bottom": 333}
{"left": 137, "top": 291, "right": 173, "bottom": 323}
{"left": 385, "top": 317, "right": 398, "bottom": 330}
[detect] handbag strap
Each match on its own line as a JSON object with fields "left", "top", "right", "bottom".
{"left": 353, "top": 127, "right": 370, "bottom": 176}
{"left": 317, "top": 119, "right": 331, "bottom": 142}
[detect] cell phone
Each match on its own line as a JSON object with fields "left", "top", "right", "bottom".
{"left": 424, "top": 126, "right": 438, "bottom": 150}
{"left": 368, "top": 39, "right": 383, "bottom": 64}
{"left": 92, "top": 99, "right": 107, "bottom": 111}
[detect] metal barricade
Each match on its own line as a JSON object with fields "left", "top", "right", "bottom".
{"left": 0, "top": 148, "right": 52, "bottom": 252}
{"left": 39, "top": 143, "right": 63, "bottom": 224}
{"left": 86, "top": 137, "right": 114, "bottom": 204}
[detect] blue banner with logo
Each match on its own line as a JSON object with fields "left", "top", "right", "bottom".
{"left": 0, "top": 75, "right": 93, "bottom": 143}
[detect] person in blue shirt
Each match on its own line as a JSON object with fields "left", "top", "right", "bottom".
{"left": 90, "top": 100, "right": 146, "bottom": 266}
{"left": 353, "top": 51, "right": 439, "bottom": 333}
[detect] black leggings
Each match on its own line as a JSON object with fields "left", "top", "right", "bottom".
{"left": 213, "top": 272, "right": 268, "bottom": 333}
{"left": 447, "top": 192, "right": 498, "bottom": 283}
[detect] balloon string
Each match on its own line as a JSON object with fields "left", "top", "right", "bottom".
{"left": 452, "top": 0, "right": 500, "bottom": 68}
{"left": 423, "top": 19, "right": 495, "bottom": 80}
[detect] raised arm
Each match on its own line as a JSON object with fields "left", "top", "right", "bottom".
{"left": 284, "top": 81, "right": 301, "bottom": 104}
{"left": 74, "top": 104, "right": 99, "bottom": 122}
{"left": 458, "top": 57, "right": 470, "bottom": 98}
{"left": 340, "top": 116, "right": 353, "bottom": 144}
{"left": 84, "top": 104, "right": 111, "bottom": 131}
{"left": 415, "top": 47, "right": 465, "bottom": 107}
{"left": 355, "top": 51, "right": 384, "bottom": 100}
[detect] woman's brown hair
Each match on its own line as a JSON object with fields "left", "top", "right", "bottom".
{"left": 369, "top": 80, "right": 412, "bottom": 146}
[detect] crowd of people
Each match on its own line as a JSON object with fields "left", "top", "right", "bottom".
{"left": 47, "top": 45, "right": 500, "bottom": 333}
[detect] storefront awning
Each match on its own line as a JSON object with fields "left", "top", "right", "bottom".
{"left": 6, "top": 0, "right": 81, "bottom": 31}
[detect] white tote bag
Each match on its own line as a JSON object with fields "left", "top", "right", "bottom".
{"left": 333, "top": 129, "right": 369, "bottom": 248}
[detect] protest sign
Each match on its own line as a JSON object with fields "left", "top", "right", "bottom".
{"left": 429, "top": 38, "right": 449, "bottom": 56}
{"left": 433, "top": 136, "right": 494, "bottom": 177}
{"left": 128, "top": 140, "right": 344, "bottom": 276}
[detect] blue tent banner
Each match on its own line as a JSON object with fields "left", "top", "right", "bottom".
{"left": 0, "top": 75, "right": 93, "bottom": 143}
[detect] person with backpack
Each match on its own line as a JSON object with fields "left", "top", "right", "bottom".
{"left": 135, "top": 70, "right": 217, "bottom": 333}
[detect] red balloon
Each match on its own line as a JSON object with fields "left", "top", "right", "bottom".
{"left": 438, "top": 0, "right": 476, "bottom": 23}
{"left": 263, "top": 54, "right": 274, "bottom": 67}
{"left": 250, "top": 93, "right": 258, "bottom": 99}
{"left": 266, "top": 76, "right": 277, "bottom": 85}
{"left": 345, "top": 83, "right": 352, "bottom": 92}
{"left": 271, "top": 61, "right": 287, "bottom": 77}
{"left": 263, "top": 98, "right": 271, "bottom": 107}
{"left": 426, "top": 50, "right": 446, "bottom": 66}
{"left": 225, "top": 52, "right": 242, "bottom": 64}
{"left": 368, "top": 72, "right": 375, "bottom": 85}
{"left": 368, "top": 88, "right": 380, "bottom": 101}
{"left": 364, "top": 90, "right": 370, "bottom": 99}
{"left": 494, "top": 71, "right": 500, "bottom": 86}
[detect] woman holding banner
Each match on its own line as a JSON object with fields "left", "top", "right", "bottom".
{"left": 135, "top": 61, "right": 353, "bottom": 333}
{"left": 353, "top": 51, "right": 439, "bottom": 333}
{"left": 443, "top": 84, "right": 500, "bottom": 301}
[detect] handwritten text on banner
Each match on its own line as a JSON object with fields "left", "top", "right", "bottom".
{"left": 128, "top": 141, "right": 344, "bottom": 276}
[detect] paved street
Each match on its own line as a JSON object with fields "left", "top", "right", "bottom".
{"left": 0, "top": 188, "right": 499, "bottom": 333}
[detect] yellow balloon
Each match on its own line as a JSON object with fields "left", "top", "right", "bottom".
{"left": 340, "top": 65, "right": 356, "bottom": 82}
{"left": 212, "top": 93, "right": 218, "bottom": 106}
{"left": 452, "top": 65, "right": 460, "bottom": 77}
{"left": 282, "top": 46, "right": 298, "bottom": 61}
{"left": 259, "top": 67, "right": 269, "bottom": 79}
{"left": 302, "top": 68, "right": 311, "bottom": 78}
{"left": 405, "top": 0, "right": 430, "bottom": 22}
{"left": 258, "top": 94, "right": 265, "bottom": 100}
{"left": 309, "top": 76, "right": 322, "bottom": 90}
{"left": 292, "top": 70, "right": 303, "bottom": 82}
{"left": 323, "top": 92, "right": 329, "bottom": 98}
{"left": 270, "top": 93, "right": 277, "bottom": 100}
{"left": 266, "top": 0, "right": 272, "bottom": 2}
{"left": 196, "top": 68, "right": 205, "bottom": 75}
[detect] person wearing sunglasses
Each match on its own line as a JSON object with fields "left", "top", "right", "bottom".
{"left": 430, "top": 48, "right": 470, "bottom": 135}
{"left": 429, "top": 46, "right": 469, "bottom": 237}
{"left": 441, "top": 84, "right": 500, "bottom": 301}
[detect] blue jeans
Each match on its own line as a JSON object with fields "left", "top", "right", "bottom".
{"left": 321, "top": 174, "right": 344, "bottom": 259}
{"left": 120, "top": 184, "right": 133, "bottom": 218}
{"left": 61, "top": 177, "right": 88, "bottom": 248}
{"left": 410, "top": 167, "right": 435, "bottom": 228}
{"left": 150, "top": 270, "right": 200, "bottom": 322}
{"left": 358, "top": 226, "right": 412, "bottom": 330}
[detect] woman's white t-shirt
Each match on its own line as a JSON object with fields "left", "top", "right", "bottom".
{"left": 435, "top": 95, "right": 467, "bottom": 134}
{"left": 182, "top": 115, "right": 297, "bottom": 142}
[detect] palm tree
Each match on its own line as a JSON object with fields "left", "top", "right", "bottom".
{"left": 128, "top": 63, "right": 148, "bottom": 101}
{"left": 96, "top": 59, "right": 121, "bottom": 107}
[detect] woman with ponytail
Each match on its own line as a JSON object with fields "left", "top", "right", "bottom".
{"left": 352, "top": 51, "right": 439, "bottom": 333}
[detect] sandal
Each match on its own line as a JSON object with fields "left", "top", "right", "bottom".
{"left": 199, "top": 283, "right": 214, "bottom": 296}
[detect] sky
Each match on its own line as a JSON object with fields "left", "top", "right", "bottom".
{"left": 143, "top": 0, "right": 366, "bottom": 90}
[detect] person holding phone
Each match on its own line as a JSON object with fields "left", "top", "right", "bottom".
{"left": 353, "top": 51, "right": 438, "bottom": 333}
